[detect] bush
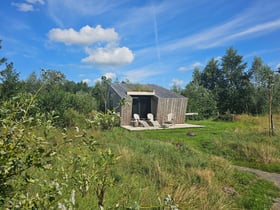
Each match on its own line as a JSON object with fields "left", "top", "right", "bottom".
{"left": 87, "top": 110, "right": 120, "bottom": 130}
{"left": 0, "top": 93, "right": 119, "bottom": 209}
{"left": 0, "top": 94, "right": 58, "bottom": 207}
{"left": 63, "top": 108, "right": 87, "bottom": 128}
{"left": 182, "top": 83, "right": 218, "bottom": 120}
{"left": 216, "top": 114, "right": 236, "bottom": 121}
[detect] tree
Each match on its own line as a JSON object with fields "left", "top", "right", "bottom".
{"left": 193, "top": 48, "right": 254, "bottom": 115}
{"left": 182, "top": 70, "right": 217, "bottom": 119}
{"left": 221, "top": 47, "right": 247, "bottom": 88}
{"left": 24, "top": 71, "right": 42, "bottom": 94}
{"left": 248, "top": 57, "right": 273, "bottom": 114}
{"left": 0, "top": 62, "right": 20, "bottom": 100}
{"left": 0, "top": 40, "right": 7, "bottom": 65}
{"left": 218, "top": 47, "right": 251, "bottom": 114}
{"left": 273, "top": 73, "right": 280, "bottom": 113}
{"left": 92, "top": 76, "right": 112, "bottom": 112}
{"left": 0, "top": 40, "right": 21, "bottom": 100}
{"left": 200, "top": 58, "right": 221, "bottom": 91}
{"left": 40, "top": 69, "right": 66, "bottom": 88}
{"left": 192, "top": 67, "right": 202, "bottom": 86}
{"left": 249, "top": 56, "right": 272, "bottom": 88}
{"left": 182, "top": 83, "right": 217, "bottom": 119}
{"left": 170, "top": 81, "right": 182, "bottom": 94}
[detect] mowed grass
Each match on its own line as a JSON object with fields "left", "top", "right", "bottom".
{"left": 25, "top": 114, "right": 280, "bottom": 209}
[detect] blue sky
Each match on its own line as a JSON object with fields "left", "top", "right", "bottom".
{"left": 1, "top": 0, "right": 280, "bottom": 88}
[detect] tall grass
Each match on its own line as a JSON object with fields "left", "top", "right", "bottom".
{"left": 81, "top": 125, "right": 279, "bottom": 209}
{"left": 4, "top": 114, "right": 279, "bottom": 209}
{"left": 183, "top": 114, "right": 280, "bottom": 172}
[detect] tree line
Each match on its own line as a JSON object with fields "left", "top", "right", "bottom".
{"left": 174, "top": 47, "right": 280, "bottom": 119}
{"left": 0, "top": 40, "right": 115, "bottom": 127}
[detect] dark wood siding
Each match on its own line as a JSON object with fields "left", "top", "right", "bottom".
{"left": 151, "top": 96, "right": 158, "bottom": 120}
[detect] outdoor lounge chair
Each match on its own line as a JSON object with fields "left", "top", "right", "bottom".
{"left": 147, "top": 113, "right": 161, "bottom": 127}
{"left": 133, "top": 114, "right": 150, "bottom": 127}
{"left": 164, "top": 113, "right": 174, "bottom": 125}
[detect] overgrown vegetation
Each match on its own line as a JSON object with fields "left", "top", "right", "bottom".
{"left": 1, "top": 93, "right": 279, "bottom": 209}
{"left": 1, "top": 40, "right": 280, "bottom": 209}
{"left": 0, "top": 92, "right": 121, "bottom": 209}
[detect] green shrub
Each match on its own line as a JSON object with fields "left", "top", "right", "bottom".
{"left": 63, "top": 108, "right": 87, "bottom": 128}
{"left": 182, "top": 83, "right": 218, "bottom": 120}
{"left": 0, "top": 94, "right": 59, "bottom": 207}
{"left": 0, "top": 93, "right": 119, "bottom": 209}
{"left": 87, "top": 110, "right": 120, "bottom": 130}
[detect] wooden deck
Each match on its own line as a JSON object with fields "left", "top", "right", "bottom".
{"left": 121, "top": 123, "right": 204, "bottom": 131}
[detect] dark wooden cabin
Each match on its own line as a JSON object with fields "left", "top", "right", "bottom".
{"left": 108, "top": 83, "right": 188, "bottom": 126}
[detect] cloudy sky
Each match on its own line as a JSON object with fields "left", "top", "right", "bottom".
{"left": 1, "top": 0, "right": 280, "bottom": 88}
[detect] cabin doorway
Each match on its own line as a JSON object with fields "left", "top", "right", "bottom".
{"left": 132, "top": 96, "right": 151, "bottom": 119}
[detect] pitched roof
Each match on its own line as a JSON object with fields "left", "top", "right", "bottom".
{"left": 110, "top": 83, "right": 185, "bottom": 99}
{"left": 110, "top": 83, "right": 130, "bottom": 98}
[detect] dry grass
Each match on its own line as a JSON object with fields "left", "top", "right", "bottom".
{"left": 117, "top": 146, "right": 132, "bottom": 160}
{"left": 243, "top": 142, "right": 280, "bottom": 164}
{"left": 166, "top": 184, "right": 233, "bottom": 210}
{"left": 234, "top": 114, "right": 280, "bottom": 135}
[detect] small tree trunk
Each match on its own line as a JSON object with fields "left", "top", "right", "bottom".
{"left": 97, "top": 185, "right": 105, "bottom": 210}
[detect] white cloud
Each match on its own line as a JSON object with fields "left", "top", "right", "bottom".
{"left": 170, "top": 79, "right": 184, "bottom": 87}
{"left": 206, "top": 19, "right": 280, "bottom": 49}
{"left": 26, "top": 0, "right": 44, "bottom": 4}
{"left": 214, "top": 56, "right": 222, "bottom": 62}
{"left": 178, "top": 67, "right": 188, "bottom": 71}
{"left": 193, "top": 62, "right": 203, "bottom": 68}
{"left": 47, "top": 0, "right": 122, "bottom": 27}
{"left": 82, "top": 47, "right": 134, "bottom": 66}
{"left": 12, "top": 0, "right": 44, "bottom": 12}
{"left": 48, "top": 25, "right": 119, "bottom": 46}
{"left": 94, "top": 74, "right": 116, "bottom": 83}
{"left": 231, "top": 19, "right": 280, "bottom": 39}
{"left": 123, "top": 68, "right": 160, "bottom": 83}
{"left": 160, "top": 2, "right": 280, "bottom": 52}
{"left": 48, "top": 25, "right": 134, "bottom": 67}
{"left": 47, "top": 0, "right": 123, "bottom": 18}
{"left": 12, "top": 2, "right": 34, "bottom": 12}
{"left": 82, "top": 79, "right": 91, "bottom": 84}
{"left": 94, "top": 78, "right": 101, "bottom": 83}
{"left": 103, "top": 72, "right": 116, "bottom": 80}
{"left": 178, "top": 62, "right": 203, "bottom": 71}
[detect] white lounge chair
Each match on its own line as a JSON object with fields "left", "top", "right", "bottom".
{"left": 165, "top": 113, "right": 174, "bottom": 125}
{"left": 147, "top": 113, "right": 161, "bottom": 127}
{"left": 133, "top": 113, "right": 150, "bottom": 127}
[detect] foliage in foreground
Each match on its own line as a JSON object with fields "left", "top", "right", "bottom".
{"left": 0, "top": 94, "right": 119, "bottom": 209}
{"left": 0, "top": 93, "right": 279, "bottom": 209}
